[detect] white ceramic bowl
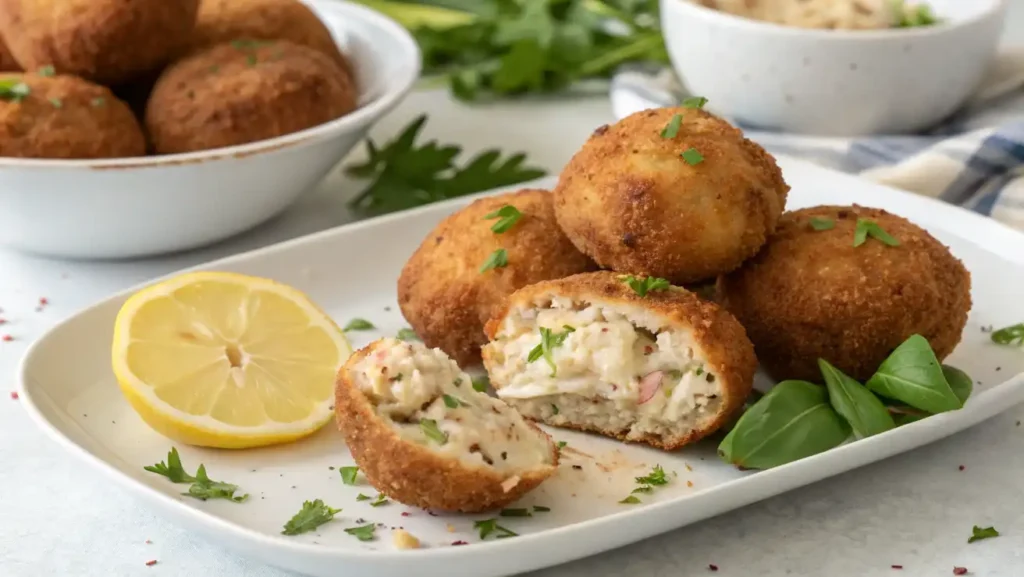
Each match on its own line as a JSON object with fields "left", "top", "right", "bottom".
{"left": 660, "top": 0, "right": 1007, "bottom": 136}
{"left": 0, "top": 0, "right": 419, "bottom": 259}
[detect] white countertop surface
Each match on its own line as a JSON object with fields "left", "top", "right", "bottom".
{"left": 6, "top": 7, "right": 1024, "bottom": 576}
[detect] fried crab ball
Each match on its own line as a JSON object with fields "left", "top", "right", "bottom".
{"left": 482, "top": 271, "right": 757, "bottom": 450}
{"left": 398, "top": 188, "right": 597, "bottom": 367}
{"left": 144, "top": 40, "right": 357, "bottom": 155}
{"left": 0, "top": 73, "right": 145, "bottom": 159}
{"left": 717, "top": 205, "right": 972, "bottom": 382}
{"left": 0, "top": 0, "right": 200, "bottom": 85}
{"left": 553, "top": 107, "right": 790, "bottom": 284}
{"left": 192, "top": 0, "right": 351, "bottom": 77}
{"left": 0, "top": 34, "right": 18, "bottom": 72}
{"left": 335, "top": 338, "right": 558, "bottom": 513}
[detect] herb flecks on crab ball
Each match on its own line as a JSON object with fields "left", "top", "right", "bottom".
{"left": 717, "top": 205, "right": 972, "bottom": 382}
{"left": 482, "top": 271, "right": 757, "bottom": 451}
{"left": 0, "top": 0, "right": 200, "bottom": 85}
{"left": 553, "top": 106, "right": 790, "bottom": 284}
{"left": 398, "top": 188, "right": 596, "bottom": 367}
{"left": 145, "top": 40, "right": 357, "bottom": 155}
{"left": 335, "top": 338, "right": 558, "bottom": 513}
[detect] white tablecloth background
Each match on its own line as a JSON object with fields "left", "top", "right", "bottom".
{"left": 6, "top": 5, "right": 1024, "bottom": 576}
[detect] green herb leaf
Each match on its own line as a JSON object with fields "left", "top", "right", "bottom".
{"left": 551, "top": 403, "right": 559, "bottom": 415}
{"left": 681, "top": 96, "right": 708, "bottom": 109}
{"left": 471, "top": 375, "right": 490, "bottom": 392}
{"left": 185, "top": 464, "right": 249, "bottom": 502}
{"left": 90, "top": 97, "right": 105, "bottom": 107}
{"left": 527, "top": 325, "right": 575, "bottom": 376}
{"left": 396, "top": 328, "right": 420, "bottom": 341}
{"left": 474, "top": 518, "right": 518, "bottom": 539}
{"left": 660, "top": 114, "right": 682, "bottom": 138}
{"left": 144, "top": 448, "right": 197, "bottom": 483}
{"left": 556, "top": 441, "right": 567, "bottom": 449}
{"left": 484, "top": 204, "right": 523, "bottom": 233}
{"left": 345, "top": 524, "right": 377, "bottom": 541}
{"left": 619, "top": 495, "right": 641, "bottom": 504}
{"left": 356, "top": 493, "right": 372, "bottom": 501}
{"left": 499, "top": 508, "right": 532, "bottom": 517}
{"left": 479, "top": 248, "right": 508, "bottom": 273}
{"left": 631, "top": 485, "right": 653, "bottom": 494}
{"left": 636, "top": 465, "right": 668, "bottom": 486}
{"left": 621, "top": 275, "right": 671, "bottom": 297}
{"left": 37, "top": 65, "right": 55, "bottom": 77}
{"left": 281, "top": 499, "right": 341, "bottom": 535}
{"left": 346, "top": 115, "right": 546, "bottom": 216}
{"left": 809, "top": 217, "right": 835, "bottom": 231}
{"left": 0, "top": 79, "right": 31, "bottom": 102}
{"left": 681, "top": 148, "right": 704, "bottom": 165}
{"left": 443, "top": 394, "right": 466, "bottom": 409}
{"left": 343, "top": 318, "right": 375, "bottom": 331}
{"left": 420, "top": 418, "right": 448, "bottom": 444}
{"left": 369, "top": 493, "right": 389, "bottom": 507}
{"left": 853, "top": 218, "right": 900, "bottom": 247}
{"left": 48, "top": 97, "right": 62, "bottom": 108}
{"left": 819, "top": 359, "right": 895, "bottom": 438}
{"left": 533, "top": 505, "right": 550, "bottom": 512}
{"left": 865, "top": 335, "right": 962, "bottom": 414}
{"left": 942, "top": 365, "right": 974, "bottom": 405}
{"left": 968, "top": 525, "right": 999, "bottom": 543}
{"left": 991, "top": 323, "right": 1024, "bottom": 346}
{"left": 340, "top": 466, "right": 359, "bottom": 485}
{"left": 718, "top": 380, "right": 851, "bottom": 470}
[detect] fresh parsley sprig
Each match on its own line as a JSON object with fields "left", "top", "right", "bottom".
{"left": 474, "top": 518, "right": 518, "bottom": 539}
{"left": 991, "top": 323, "right": 1024, "bottom": 346}
{"left": 346, "top": 116, "right": 546, "bottom": 216}
{"left": 853, "top": 219, "right": 900, "bottom": 247}
{"left": 345, "top": 524, "right": 377, "bottom": 541}
{"left": 282, "top": 499, "right": 341, "bottom": 535}
{"left": 621, "top": 275, "right": 671, "bottom": 297}
{"left": 144, "top": 448, "right": 247, "bottom": 503}
{"left": 809, "top": 217, "right": 835, "bottom": 231}
{"left": 485, "top": 205, "right": 523, "bottom": 233}
{"left": 0, "top": 79, "right": 31, "bottom": 103}
{"left": 968, "top": 525, "right": 1000, "bottom": 543}
{"left": 527, "top": 326, "right": 576, "bottom": 376}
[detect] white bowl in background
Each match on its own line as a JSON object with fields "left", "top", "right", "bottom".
{"left": 0, "top": 0, "right": 420, "bottom": 260}
{"left": 660, "top": 0, "right": 1007, "bottom": 136}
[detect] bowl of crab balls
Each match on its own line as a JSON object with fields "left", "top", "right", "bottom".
{"left": 0, "top": 0, "right": 419, "bottom": 259}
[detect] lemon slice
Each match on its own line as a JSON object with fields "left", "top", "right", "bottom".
{"left": 111, "top": 271, "right": 351, "bottom": 449}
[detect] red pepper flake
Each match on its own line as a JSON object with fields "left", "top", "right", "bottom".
{"left": 958, "top": 465, "right": 965, "bottom": 471}
{"left": 0, "top": 319, "right": 6, "bottom": 325}
{"left": 145, "top": 560, "right": 158, "bottom": 567}
{"left": 145, "top": 539, "right": 152, "bottom": 544}
{"left": 400, "top": 512, "right": 410, "bottom": 517}
{"left": 644, "top": 346, "right": 654, "bottom": 355}
{"left": 2, "top": 335, "right": 12, "bottom": 342}
{"left": 39, "top": 297, "right": 49, "bottom": 305}
{"left": 10, "top": 391, "right": 18, "bottom": 400}
{"left": 451, "top": 540, "right": 468, "bottom": 546}
{"left": 953, "top": 567, "right": 968, "bottom": 575}
{"left": 708, "top": 564, "right": 719, "bottom": 571}
{"left": 891, "top": 565, "right": 903, "bottom": 570}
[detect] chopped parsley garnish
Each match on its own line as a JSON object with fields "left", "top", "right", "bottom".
{"left": 343, "top": 318, "right": 375, "bottom": 331}
{"left": 621, "top": 275, "right": 671, "bottom": 297}
{"left": 281, "top": 499, "right": 341, "bottom": 535}
{"left": 527, "top": 326, "right": 575, "bottom": 376}
{"left": 485, "top": 205, "right": 523, "bottom": 233}
{"left": 471, "top": 376, "right": 490, "bottom": 392}
{"left": 619, "top": 495, "right": 641, "bottom": 504}
{"left": 853, "top": 218, "right": 899, "bottom": 247}
{"left": 968, "top": 525, "right": 1000, "bottom": 543}
{"left": 49, "top": 97, "right": 62, "bottom": 108}
{"left": 396, "top": 328, "right": 420, "bottom": 341}
{"left": 344, "top": 524, "right": 376, "bottom": 541}
{"left": 660, "top": 114, "right": 682, "bottom": 138}
{"left": 231, "top": 39, "right": 273, "bottom": 50}
{"left": 636, "top": 465, "right": 669, "bottom": 486}
{"left": 246, "top": 54, "right": 258, "bottom": 66}
{"left": 556, "top": 441, "right": 567, "bottom": 449}
{"left": 809, "top": 217, "right": 835, "bottom": 231}
{"left": 443, "top": 394, "right": 468, "bottom": 408}
{"left": 37, "top": 65, "right": 55, "bottom": 77}
{"left": 479, "top": 248, "right": 508, "bottom": 273}
{"left": 631, "top": 485, "right": 654, "bottom": 494}
{"left": 474, "top": 519, "right": 518, "bottom": 539}
{"left": 896, "top": 1, "right": 940, "bottom": 28}
{"left": 682, "top": 96, "right": 708, "bottom": 109}
{"left": 533, "top": 505, "right": 551, "bottom": 512}
{"left": 499, "top": 508, "right": 532, "bottom": 517}
{"left": 0, "top": 80, "right": 31, "bottom": 103}
{"left": 681, "top": 148, "right": 704, "bottom": 166}
{"left": 339, "top": 466, "right": 359, "bottom": 485}
{"left": 695, "top": 367, "right": 704, "bottom": 376}
{"left": 369, "top": 493, "right": 389, "bottom": 507}
{"left": 144, "top": 448, "right": 247, "bottom": 502}
{"left": 551, "top": 403, "right": 559, "bottom": 415}
{"left": 356, "top": 493, "right": 372, "bottom": 501}
{"left": 90, "top": 97, "right": 106, "bottom": 107}
{"left": 991, "top": 323, "right": 1024, "bottom": 346}
{"left": 420, "top": 418, "right": 448, "bottom": 444}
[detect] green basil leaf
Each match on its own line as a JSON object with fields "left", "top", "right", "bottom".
{"left": 819, "top": 359, "right": 895, "bottom": 438}
{"left": 865, "top": 335, "right": 962, "bottom": 414}
{"left": 942, "top": 365, "right": 974, "bottom": 404}
{"left": 718, "top": 380, "right": 851, "bottom": 470}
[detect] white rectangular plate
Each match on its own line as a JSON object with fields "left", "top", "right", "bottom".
{"left": 18, "top": 157, "right": 1024, "bottom": 577}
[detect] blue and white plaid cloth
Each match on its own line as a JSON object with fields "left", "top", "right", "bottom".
{"left": 610, "top": 48, "right": 1024, "bottom": 232}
